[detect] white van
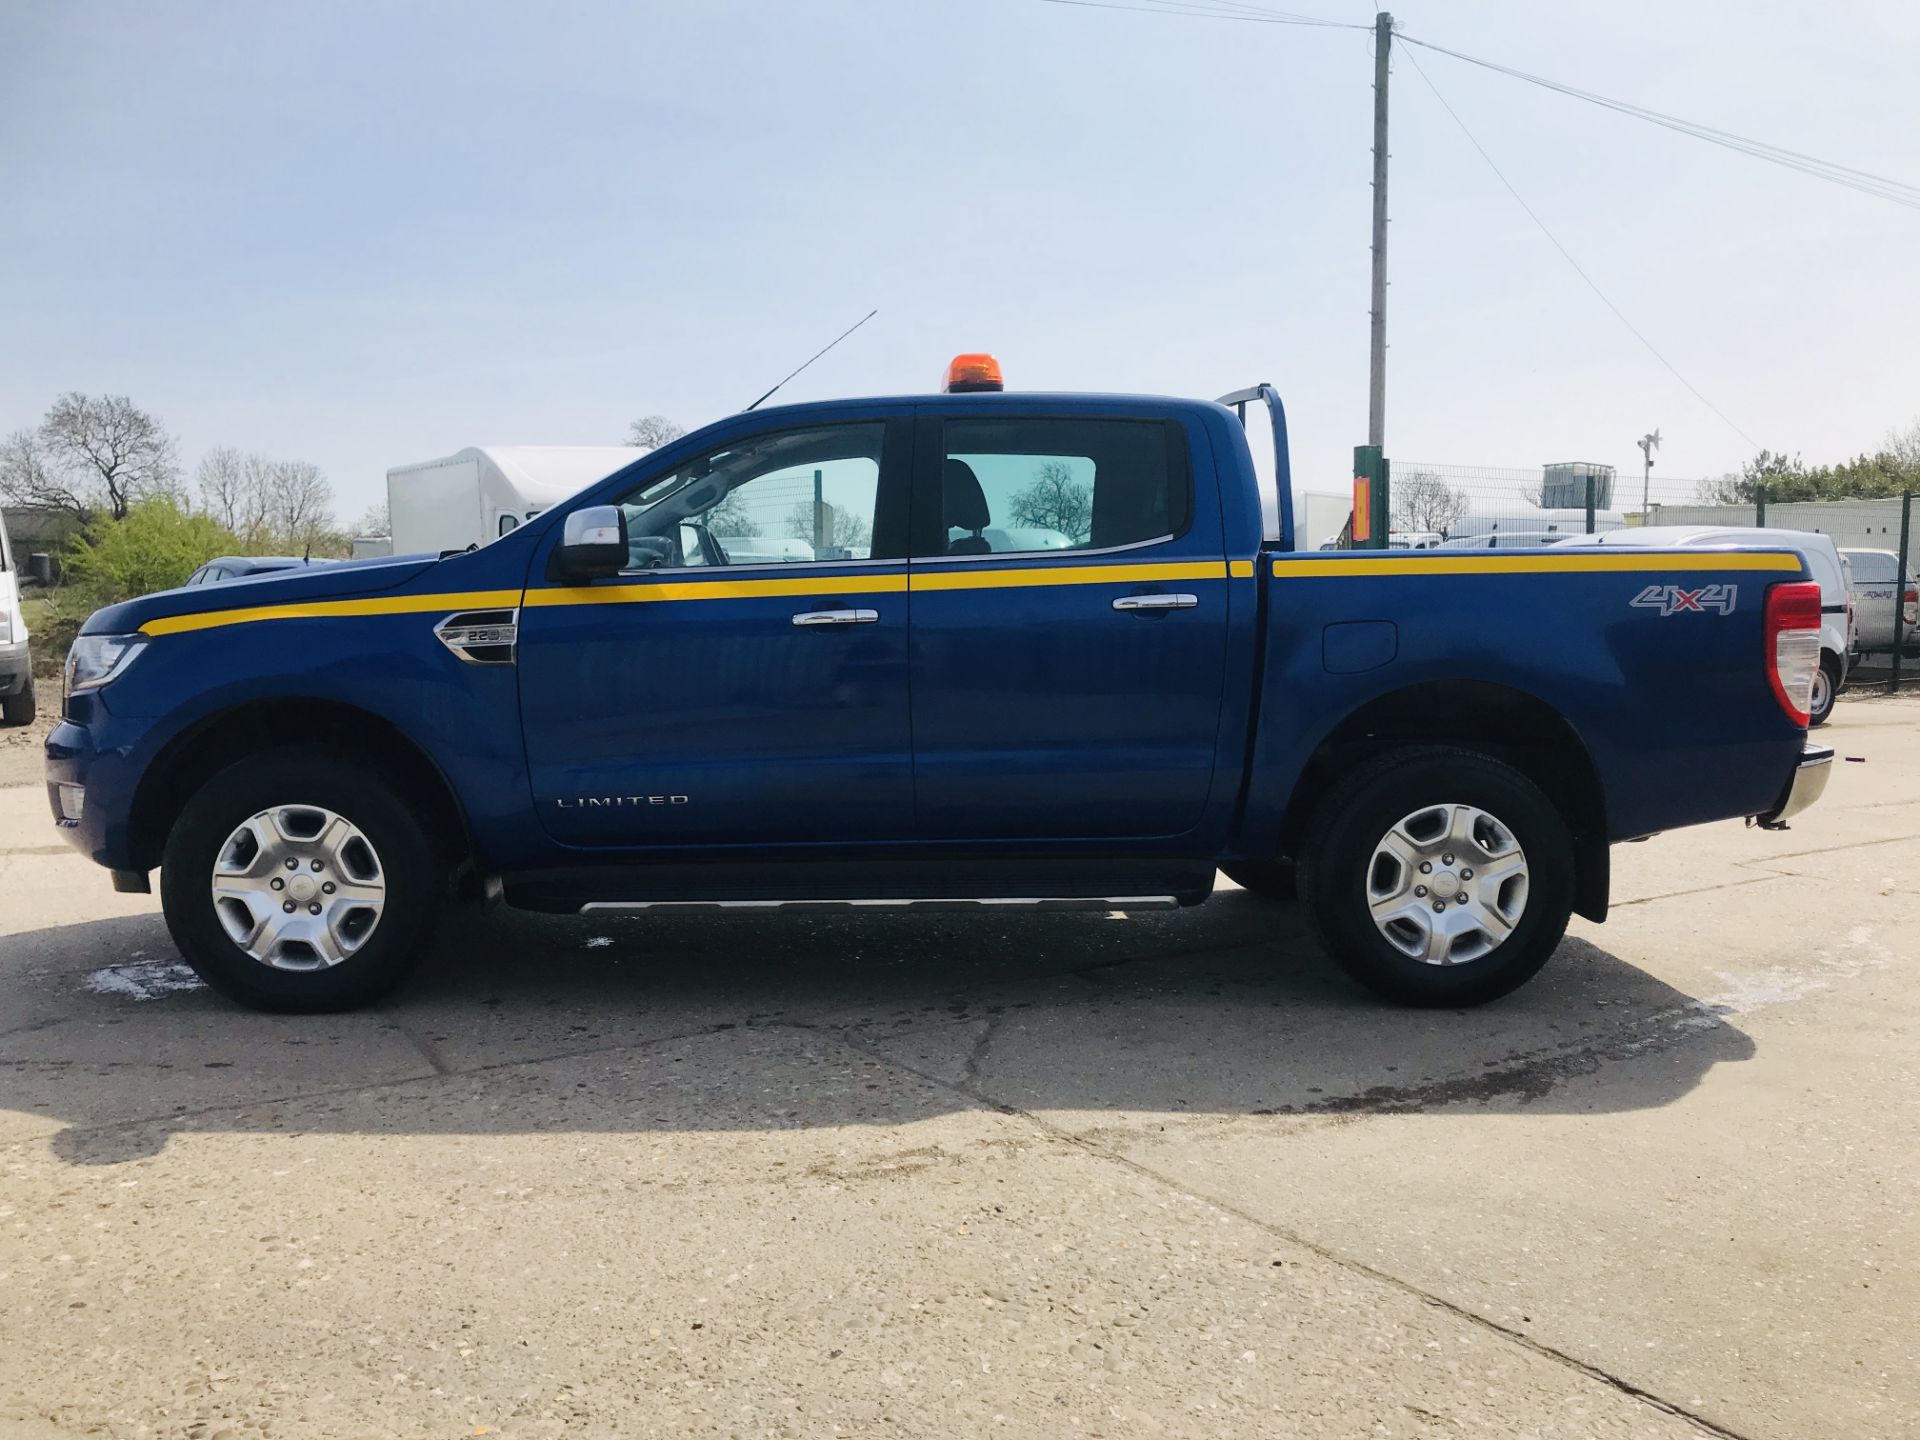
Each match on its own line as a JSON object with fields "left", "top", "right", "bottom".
{"left": 386, "top": 446, "right": 647, "bottom": 555}
{"left": 0, "top": 511, "right": 34, "bottom": 726}
{"left": 1569, "top": 525, "right": 1853, "bottom": 725}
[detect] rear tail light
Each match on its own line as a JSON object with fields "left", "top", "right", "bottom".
{"left": 1904, "top": 588, "right": 1917, "bottom": 626}
{"left": 1764, "top": 581, "right": 1822, "bottom": 726}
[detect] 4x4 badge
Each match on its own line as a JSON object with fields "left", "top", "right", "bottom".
{"left": 1631, "top": 583, "right": 1736, "bottom": 616}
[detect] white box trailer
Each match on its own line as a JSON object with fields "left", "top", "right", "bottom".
{"left": 386, "top": 445, "right": 647, "bottom": 555}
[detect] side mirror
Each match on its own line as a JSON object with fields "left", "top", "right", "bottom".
{"left": 554, "top": 506, "right": 628, "bottom": 579}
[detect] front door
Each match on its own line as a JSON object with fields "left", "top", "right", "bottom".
{"left": 907, "top": 409, "right": 1232, "bottom": 843}
{"left": 518, "top": 412, "right": 915, "bottom": 848}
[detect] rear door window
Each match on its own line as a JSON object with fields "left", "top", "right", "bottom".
{"left": 1849, "top": 552, "right": 1895, "bottom": 584}
{"left": 932, "top": 418, "right": 1189, "bottom": 557}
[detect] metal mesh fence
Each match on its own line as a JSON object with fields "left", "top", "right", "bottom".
{"left": 1357, "top": 461, "right": 1916, "bottom": 690}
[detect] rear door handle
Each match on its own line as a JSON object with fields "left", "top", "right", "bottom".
{"left": 1112, "top": 593, "right": 1198, "bottom": 613}
{"left": 792, "top": 608, "right": 879, "bottom": 626}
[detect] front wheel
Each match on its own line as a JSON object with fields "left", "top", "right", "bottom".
{"left": 1298, "top": 748, "right": 1574, "bottom": 1007}
{"left": 160, "top": 749, "right": 444, "bottom": 1012}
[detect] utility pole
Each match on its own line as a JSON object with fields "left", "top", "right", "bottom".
{"left": 1637, "top": 430, "right": 1661, "bottom": 523}
{"left": 1351, "top": 11, "right": 1393, "bottom": 550}
{"left": 1367, "top": 10, "right": 1392, "bottom": 449}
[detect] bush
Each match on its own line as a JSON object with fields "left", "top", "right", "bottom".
{"left": 61, "top": 497, "right": 239, "bottom": 611}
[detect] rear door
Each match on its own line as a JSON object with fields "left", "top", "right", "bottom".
{"left": 906, "top": 406, "right": 1232, "bottom": 842}
{"left": 1848, "top": 551, "right": 1897, "bottom": 649}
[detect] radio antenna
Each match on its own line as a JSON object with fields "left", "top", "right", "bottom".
{"left": 743, "top": 308, "right": 878, "bottom": 412}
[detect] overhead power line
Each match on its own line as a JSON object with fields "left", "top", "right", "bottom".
{"left": 1399, "top": 44, "right": 1760, "bottom": 450}
{"left": 1036, "top": 0, "right": 1367, "bottom": 29}
{"left": 1397, "top": 32, "right": 1920, "bottom": 213}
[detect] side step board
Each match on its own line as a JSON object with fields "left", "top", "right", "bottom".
{"left": 580, "top": 895, "right": 1180, "bottom": 915}
{"left": 501, "top": 858, "right": 1216, "bottom": 915}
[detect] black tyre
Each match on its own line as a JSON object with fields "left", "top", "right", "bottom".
{"left": 160, "top": 748, "right": 444, "bottom": 1012}
{"left": 1220, "top": 858, "right": 1297, "bottom": 902}
{"left": 1298, "top": 747, "right": 1574, "bottom": 1008}
{"left": 1, "top": 679, "right": 35, "bottom": 727}
{"left": 1809, "top": 653, "right": 1841, "bottom": 727}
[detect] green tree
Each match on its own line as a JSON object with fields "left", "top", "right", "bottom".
{"left": 62, "top": 497, "right": 239, "bottom": 608}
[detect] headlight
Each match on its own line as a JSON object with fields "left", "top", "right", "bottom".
{"left": 0, "top": 608, "right": 11, "bottom": 645}
{"left": 65, "top": 633, "right": 148, "bottom": 693}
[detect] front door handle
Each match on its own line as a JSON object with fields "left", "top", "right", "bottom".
{"left": 1112, "top": 593, "right": 1198, "bottom": 613}
{"left": 792, "top": 608, "right": 879, "bottom": 626}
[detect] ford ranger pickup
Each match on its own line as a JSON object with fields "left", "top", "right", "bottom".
{"left": 45, "top": 361, "right": 1833, "bottom": 1012}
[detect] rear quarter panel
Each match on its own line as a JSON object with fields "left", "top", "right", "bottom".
{"left": 1235, "top": 548, "right": 1812, "bottom": 853}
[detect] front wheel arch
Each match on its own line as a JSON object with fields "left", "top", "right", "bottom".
{"left": 127, "top": 698, "right": 472, "bottom": 875}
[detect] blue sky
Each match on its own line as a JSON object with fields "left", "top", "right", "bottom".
{"left": 4, "top": 0, "right": 1918, "bottom": 522}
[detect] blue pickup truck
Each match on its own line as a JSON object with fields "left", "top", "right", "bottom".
{"left": 46, "top": 361, "right": 1832, "bottom": 1012}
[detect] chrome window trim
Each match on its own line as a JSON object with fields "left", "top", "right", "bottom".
{"left": 613, "top": 555, "right": 906, "bottom": 579}
{"left": 912, "top": 532, "right": 1178, "bottom": 565}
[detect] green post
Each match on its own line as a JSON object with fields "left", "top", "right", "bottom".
{"left": 1584, "top": 472, "right": 1596, "bottom": 534}
{"left": 1755, "top": 483, "right": 1767, "bottom": 527}
{"left": 1891, "top": 491, "right": 1912, "bottom": 695}
{"left": 1353, "top": 445, "right": 1390, "bottom": 550}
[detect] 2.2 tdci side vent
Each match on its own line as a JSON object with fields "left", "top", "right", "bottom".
{"left": 435, "top": 608, "right": 518, "bottom": 666}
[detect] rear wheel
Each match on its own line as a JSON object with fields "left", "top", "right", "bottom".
{"left": 160, "top": 749, "right": 444, "bottom": 1011}
{"left": 1809, "top": 653, "right": 1840, "bottom": 727}
{"left": 1299, "top": 748, "right": 1573, "bottom": 1007}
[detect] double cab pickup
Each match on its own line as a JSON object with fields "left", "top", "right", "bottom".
{"left": 47, "top": 361, "right": 1832, "bottom": 1011}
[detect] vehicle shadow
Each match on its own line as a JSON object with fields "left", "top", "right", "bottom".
{"left": 0, "top": 891, "right": 1756, "bottom": 1166}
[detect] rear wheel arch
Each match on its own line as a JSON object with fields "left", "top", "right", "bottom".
{"left": 1274, "top": 680, "right": 1610, "bottom": 922}
{"left": 127, "top": 698, "right": 473, "bottom": 875}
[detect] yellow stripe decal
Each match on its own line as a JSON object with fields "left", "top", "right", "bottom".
{"left": 1274, "top": 552, "right": 1803, "bottom": 578}
{"left": 140, "top": 589, "right": 523, "bottom": 637}
{"left": 525, "top": 573, "right": 909, "bottom": 608}
{"left": 141, "top": 559, "right": 1238, "bottom": 634}
{"left": 909, "top": 560, "right": 1231, "bottom": 592}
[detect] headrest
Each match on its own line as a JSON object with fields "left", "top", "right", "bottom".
{"left": 943, "top": 458, "right": 990, "bottom": 532}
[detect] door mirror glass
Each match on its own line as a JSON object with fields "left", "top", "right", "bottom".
{"left": 555, "top": 506, "right": 628, "bottom": 579}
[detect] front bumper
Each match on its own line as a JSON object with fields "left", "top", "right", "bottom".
{"left": 1756, "top": 743, "right": 1833, "bottom": 828}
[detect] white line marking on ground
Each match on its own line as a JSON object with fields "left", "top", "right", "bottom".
{"left": 82, "top": 961, "right": 206, "bottom": 1000}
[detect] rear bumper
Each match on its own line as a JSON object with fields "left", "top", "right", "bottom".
{"left": 1757, "top": 743, "right": 1833, "bottom": 827}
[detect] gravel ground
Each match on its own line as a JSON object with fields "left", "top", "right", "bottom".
{"left": 0, "top": 677, "right": 57, "bottom": 789}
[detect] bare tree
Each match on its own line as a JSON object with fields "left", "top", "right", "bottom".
{"left": 194, "top": 448, "right": 336, "bottom": 551}
{"left": 197, "top": 446, "right": 270, "bottom": 544}
{"left": 784, "top": 500, "right": 870, "bottom": 552}
{"left": 265, "top": 460, "right": 334, "bottom": 553}
{"left": 356, "top": 501, "right": 390, "bottom": 536}
{"left": 627, "top": 415, "right": 686, "bottom": 449}
{"left": 1390, "top": 469, "right": 1468, "bottom": 536}
{"left": 703, "top": 490, "right": 759, "bottom": 537}
{"left": 0, "top": 393, "right": 179, "bottom": 521}
{"left": 1009, "top": 461, "right": 1092, "bottom": 543}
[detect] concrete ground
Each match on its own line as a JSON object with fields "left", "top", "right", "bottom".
{"left": 0, "top": 700, "right": 1914, "bottom": 1439}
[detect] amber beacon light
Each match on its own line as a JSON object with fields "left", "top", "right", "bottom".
{"left": 943, "top": 353, "right": 1005, "bottom": 393}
